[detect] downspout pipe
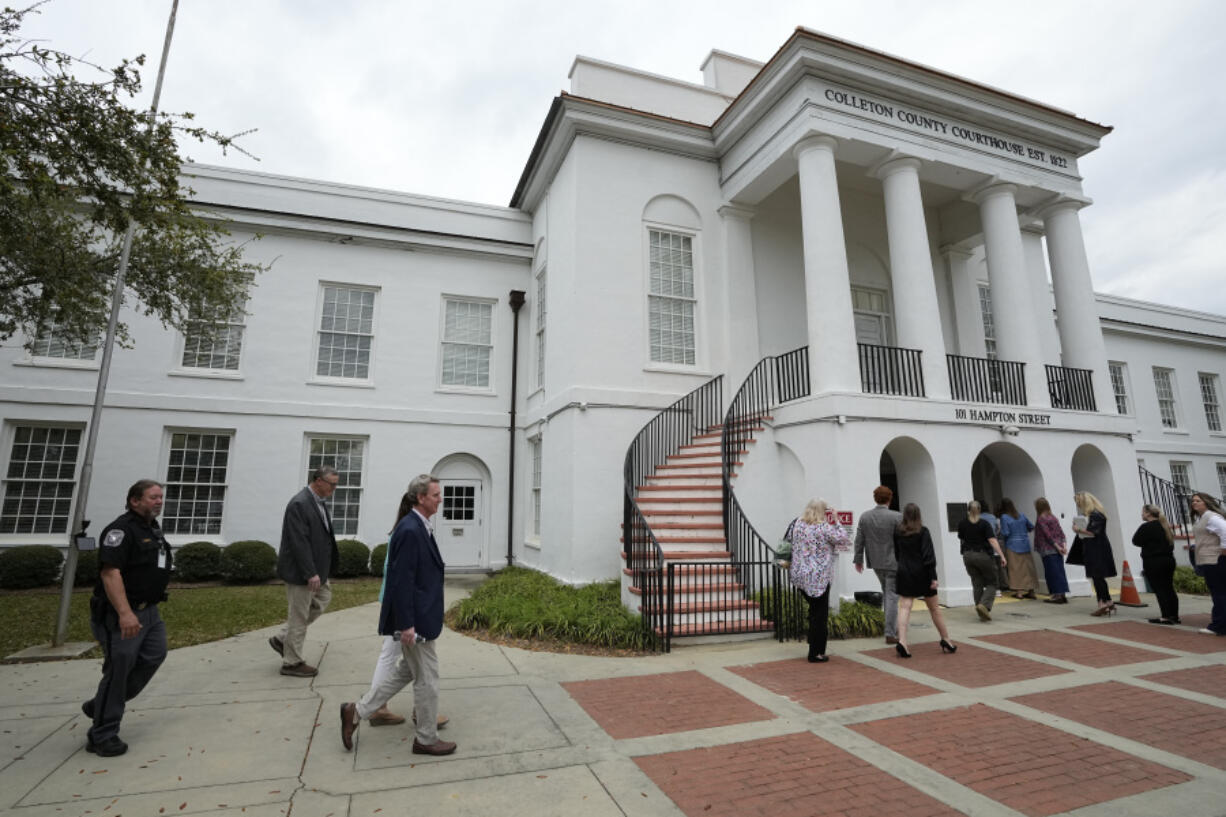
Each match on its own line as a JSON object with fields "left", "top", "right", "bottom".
{"left": 506, "top": 290, "right": 527, "bottom": 568}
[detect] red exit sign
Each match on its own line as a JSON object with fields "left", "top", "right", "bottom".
{"left": 826, "top": 510, "right": 854, "bottom": 526}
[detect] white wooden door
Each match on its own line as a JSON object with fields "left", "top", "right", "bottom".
{"left": 437, "top": 479, "right": 483, "bottom": 567}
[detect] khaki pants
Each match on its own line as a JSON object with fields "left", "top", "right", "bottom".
{"left": 356, "top": 638, "right": 441, "bottom": 744}
{"left": 279, "top": 581, "right": 331, "bottom": 666}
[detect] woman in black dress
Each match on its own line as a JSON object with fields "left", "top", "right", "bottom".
{"left": 1073, "top": 491, "right": 1118, "bottom": 616}
{"left": 1133, "top": 503, "right": 1179, "bottom": 624}
{"left": 893, "top": 503, "right": 955, "bottom": 658}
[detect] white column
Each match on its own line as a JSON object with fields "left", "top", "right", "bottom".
{"left": 1042, "top": 201, "right": 1115, "bottom": 412}
{"left": 973, "top": 183, "right": 1049, "bottom": 407}
{"left": 875, "top": 157, "right": 950, "bottom": 399}
{"left": 793, "top": 135, "right": 859, "bottom": 394}
{"left": 718, "top": 205, "right": 760, "bottom": 387}
{"left": 943, "top": 246, "right": 984, "bottom": 356}
{"left": 1021, "top": 226, "right": 1061, "bottom": 366}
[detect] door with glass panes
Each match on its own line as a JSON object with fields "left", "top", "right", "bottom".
{"left": 437, "top": 479, "right": 483, "bottom": 567}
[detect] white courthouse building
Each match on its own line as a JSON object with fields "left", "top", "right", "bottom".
{"left": 2, "top": 29, "right": 1224, "bottom": 620}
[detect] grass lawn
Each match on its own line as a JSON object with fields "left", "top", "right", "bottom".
{"left": 1, "top": 578, "right": 382, "bottom": 659}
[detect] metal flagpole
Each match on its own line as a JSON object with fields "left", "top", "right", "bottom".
{"left": 53, "top": 0, "right": 181, "bottom": 646}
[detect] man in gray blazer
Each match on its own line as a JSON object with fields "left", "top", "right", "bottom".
{"left": 271, "top": 466, "right": 341, "bottom": 677}
{"left": 853, "top": 486, "right": 904, "bottom": 644}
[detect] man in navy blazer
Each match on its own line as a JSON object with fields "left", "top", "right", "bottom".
{"left": 340, "top": 474, "right": 455, "bottom": 756}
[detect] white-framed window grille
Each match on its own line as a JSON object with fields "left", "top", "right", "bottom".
{"left": 1108, "top": 361, "right": 1130, "bottom": 415}
{"left": 535, "top": 269, "right": 546, "bottom": 390}
{"left": 316, "top": 285, "right": 376, "bottom": 380}
{"left": 1152, "top": 367, "right": 1179, "bottom": 429}
{"left": 1217, "top": 463, "right": 1226, "bottom": 500}
{"left": 162, "top": 431, "right": 231, "bottom": 536}
{"left": 530, "top": 437, "right": 542, "bottom": 538}
{"left": 1169, "top": 461, "right": 1192, "bottom": 495}
{"left": 440, "top": 297, "right": 494, "bottom": 389}
{"left": 977, "top": 284, "right": 997, "bottom": 359}
{"left": 648, "top": 229, "right": 697, "bottom": 366}
{"left": 0, "top": 424, "right": 82, "bottom": 534}
{"left": 305, "top": 436, "right": 365, "bottom": 537}
{"left": 181, "top": 294, "right": 249, "bottom": 371}
{"left": 442, "top": 484, "right": 477, "bottom": 522}
{"left": 1198, "top": 373, "right": 1221, "bottom": 432}
{"left": 29, "top": 315, "right": 98, "bottom": 361}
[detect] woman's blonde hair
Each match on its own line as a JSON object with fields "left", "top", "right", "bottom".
{"left": 801, "top": 499, "right": 830, "bottom": 525}
{"left": 1075, "top": 491, "right": 1107, "bottom": 517}
{"left": 1141, "top": 503, "right": 1174, "bottom": 546}
{"left": 966, "top": 500, "right": 981, "bottom": 523}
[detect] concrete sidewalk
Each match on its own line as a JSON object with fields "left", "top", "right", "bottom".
{"left": 2, "top": 579, "right": 1224, "bottom": 817}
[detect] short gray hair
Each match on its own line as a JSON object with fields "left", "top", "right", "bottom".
{"left": 407, "top": 473, "right": 439, "bottom": 503}
{"left": 311, "top": 465, "right": 338, "bottom": 483}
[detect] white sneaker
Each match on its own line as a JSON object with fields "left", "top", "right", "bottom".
{"left": 1197, "top": 627, "right": 1220, "bottom": 635}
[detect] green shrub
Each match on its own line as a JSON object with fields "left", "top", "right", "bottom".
{"left": 756, "top": 588, "right": 885, "bottom": 639}
{"left": 1173, "top": 564, "right": 1208, "bottom": 595}
{"left": 220, "top": 540, "right": 277, "bottom": 584}
{"left": 334, "top": 539, "right": 370, "bottom": 578}
{"left": 0, "top": 545, "right": 64, "bottom": 589}
{"left": 73, "top": 549, "right": 98, "bottom": 586}
{"left": 370, "top": 543, "right": 388, "bottom": 578}
{"left": 175, "top": 541, "right": 223, "bottom": 582}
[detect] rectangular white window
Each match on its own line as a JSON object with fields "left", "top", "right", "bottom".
{"left": 1108, "top": 362, "right": 1130, "bottom": 415}
{"left": 440, "top": 298, "right": 493, "bottom": 388}
{"left": 0, "top": 425, "right": 81, "bottom": 534}
{"left": 317, "top": 285, "right": 375, "bottom": 380}
{"left": 181, "top": 296, "right": 248, "bottom": 371}
{"left": 977, "top": 284, "right": 996, "bottom": 359}
{"left": 535, "top": 269, "right": 546, "bottom": 390}
{"left": 30, "top": 316, "right": 97, "bottom": 361}
{"left": 1199, "top": 373, "right": 1221, "bottom": 432}
{"left": 1169, "top": 461, "right": 1192, "bottom": 495}
{"left": 648, "top": 230, "right": 696, "bottom": 365}
{"left": 1152, "top": 368, "right": 1179, "bottom": 429}
{"left": 1217, "top": 463, "right": 1226, "bottom": 500}
{"left": 163, "top": 431, "right": 231, "bottom": 535}
{"left": 531, "top": 438, "right": 542, "bottom": 537}
{"left": 442, "top": 484, "right": 476, "bottom": 522}
{"left": 306, "top": 437, "right": 364, "bottom": 537}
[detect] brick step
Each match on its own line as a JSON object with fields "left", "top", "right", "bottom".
{"left": 639, "top": 515, "right": 723, "bottom": 525}
{"left": 644, "top": 474, "right": 726, "bottom": 483}
{"left": 619, "top": 535, "right": 726, "bottom": 545}
{"left": 654, "top": 619, "right": 774, "bottom": 637}
{"left": 627, "top": 581, "right": 744, "bottom": 595}
{"left": 630, "top": 522, "right": 724, "bottom": 530}
{"left": 635, "top": 496, "right": 723, "bottom": 504}
{"left": 635, "top": 483, "right": 722, "bottom": 492}
{"left": 658, "top": 461, "right": 743, "bottom": 470}
{"left": 621, "top": 549, "right": 732, "bottom": 561}
{"left": 622, "top": 563, "right": 738, "bottom": 576}
{"left": 656, "top": 599, "right": 759, "bottom": 614}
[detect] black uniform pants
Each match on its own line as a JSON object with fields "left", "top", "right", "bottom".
{"left": 88, "top": 604, "right": 167, "bottom": 743}
{"left": 1142, "top": 555, "right": 1179, "bottom": 620}
{"left": 802, "top": 586, "right": 830, "bottom": 658}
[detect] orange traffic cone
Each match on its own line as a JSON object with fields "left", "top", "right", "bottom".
{"left": 1116, "top": 560, "right": 1147, "bottom": 607}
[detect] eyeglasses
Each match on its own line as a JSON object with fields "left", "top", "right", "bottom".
{"left": 320, "top": 478, "right": 340, "bottom": 487}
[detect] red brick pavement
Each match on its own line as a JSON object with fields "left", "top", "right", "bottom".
{"left": 635, "top": 731, "right": 961, "bottom": 817}
{"left": 972, "top": 629, "right": 1169, "bottom": 667}
{"left": 852, "top": 703, "right": 1190, "bottom": 817}
{"left": 1140, "top": 664, "right": 1226, "bottom": 699}
{"left": 562, "top": 670, "right": 774, "bottom": 739}
{"left": 728, "top": 656, "right": 940, "bottom": 712}
{"left": 1012, "top": 680, "right": 1226, "bottom": 770}
{"left": 1071, "top": 620, "right": 1226, "bottom": 653}
{"left": 862, "top": 642, "right": 1069, "bottom": 687}
{"left": 1178, "top": 613, "right": 1211, "bottom": 627}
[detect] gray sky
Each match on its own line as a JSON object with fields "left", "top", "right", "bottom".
{"left": 23, "top": 0, "right": 1226, "bottom": 314}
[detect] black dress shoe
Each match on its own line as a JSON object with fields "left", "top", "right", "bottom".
{"left": 269, "top": 635, "right": 284, "bottom": 657}
{"left": 86, "top": 736, "right": 128, "bottom": 757}
{"left": 807, "top": 654, "right": 829, "bottom": 663}
{"left": 81, "top": 699, "right": 95, "bottom": 719}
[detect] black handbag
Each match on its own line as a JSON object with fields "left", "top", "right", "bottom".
{"left": 1065, "top": 537, "right": 1085, "bottom": 566}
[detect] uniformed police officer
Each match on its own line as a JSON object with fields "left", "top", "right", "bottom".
{"left": 82, "top": 479, "right": 173, "bottom": 757}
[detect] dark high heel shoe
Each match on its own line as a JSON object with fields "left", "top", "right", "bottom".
{"left": 808, "top": 654, "right": 829, "bottom": 663}
{"left": 895, "top": 643, "right": 911, "bottom": 659}
{"left": 940, "top": 639, "right": 957, "bottom": 654}
{"left": 1091, "top": 603, "right": 1116, "bottom": 617}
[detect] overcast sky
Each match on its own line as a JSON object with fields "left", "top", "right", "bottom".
{"left": 21, "top": 0, "right": 1226, "bottom": 315}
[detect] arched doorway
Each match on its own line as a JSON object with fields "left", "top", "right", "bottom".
{"left": 970, "top": 442, "right": 1045, "bottom": 519}
{"left": 882, "top": 436, "right": 940, "bottom": 568}
{"left": 1070, "top": 443, "right": 1123, "bottom": 575}
{"left": 432, "top": 453, "right": 491, "bottom": 570}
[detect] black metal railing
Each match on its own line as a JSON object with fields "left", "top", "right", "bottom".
{"left": 716, "top": 346, "right": 810, "bottom": 645}
{"left": 660, "top": 560, "right": 791, "bottom": 652}
{"left": 946, "top": 354, "right": 1026, "bottom": 405}
{"left": 623, "top": 375, "right": 722, "bottom": 649}
{"left": 1046, "top": 364, "right": 1096, "bottom": 412}
{"left": 858, "top": 343, "right": 925, "bottom": 397}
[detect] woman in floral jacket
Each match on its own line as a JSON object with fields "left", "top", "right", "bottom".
{"left": 1033, "top": 497, "right": 1069, "bottom": 604}
{"left": 787, "top": 499, "right": 851, "bottom": 663}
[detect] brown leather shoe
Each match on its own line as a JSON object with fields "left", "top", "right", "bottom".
{"left": 339, "top": 702, "right": 359, "bottom": 750}
{"left": 412, "top": 712, "right": 450, "bottom": 729}
{"left": 280, "top": 662, "right": 318, "bottom": 677}
{"left": 369, "top": 710, "right": 405, "bottom": 726}
{"left": 412, "top": 739, "right": 456, "bottom": 756}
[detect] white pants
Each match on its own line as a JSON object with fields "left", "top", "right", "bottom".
{"left": 365, "top": 636, "right": 400, "bottom": 711}
{"left": 355, "top": 638, "right": 440, "bottom": 744}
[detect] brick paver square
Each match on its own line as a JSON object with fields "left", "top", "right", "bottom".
{"left": 1178, "top": 613, "right": 1211, "bottom": 627}
{"left": 973, "top": 629, "right": 1168, "bottom": 667}
{"left": 852, "top": 703, "right": 1190, "bottom": 817}
{"left": 729, "top": 656, "right": 940, "bottom": 712}
{"left": 1071, "top": 620, "right": 1226, "bottom": 653}
{"left": 862, "top": 641, "right": 1068, "bottom": 687}
{"left": 635, "top": 731, "right": 961, "bottom": 817}
{"left": 562, "top": 670, "right": 773, "bottom": 739}
{"left": 1013, "top": 680, "right": 1226, "bottom": 770}
{"left": 1140, "top": 664, "right": 1226, "bottom": 699}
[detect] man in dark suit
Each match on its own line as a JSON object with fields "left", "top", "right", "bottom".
{"left": 271, "top": 466, "right": 340, "bottom": 677}
{"left": 340, "top": 474, "right": 454, "bottom": 756}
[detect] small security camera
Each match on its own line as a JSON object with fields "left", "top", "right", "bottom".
{"left": 1002, "top": 424, "right": 1021, "bottom": 437}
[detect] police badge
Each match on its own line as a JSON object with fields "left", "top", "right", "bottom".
{"left": 104, "top": 529, "right": 125, "bottom": 548}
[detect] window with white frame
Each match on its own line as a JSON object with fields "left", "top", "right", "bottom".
{"left": 1108, "top": 362, "right": 1130, "bottom": 415}
{"left": 0, "top": 425, "right": 81, "bottom": 534}
{"left": 648, "top": 229, "right": 696, "bottom": 365}
{"left": 535, "top": 269, "right": 546, "bottom": 390}
{"left": 1199, "top": 373, "right": 1221, "bottom": 432}
{"left": 305, "top": 436, "right": 364, "bottom": 536}
{"left": 531, "top": 438, "right": 542, "bottom": 538}
{"left": 162, "top": 431, "right": 231, "bottom": 535}
{"left": 1152, "top": 367, "right": 1179, "bottom": 429}
{"left": 316, "top": 285, "right": 376, "bottom": 380}
{"left": 29, "top": 315, "right": 98, "bottom": 361}
{"left": 181, "top": 294, "right": 248, "bottom": 371}
{"left": 1169, "top": 461, "right": 1192, "bottom": 495}
{"left": 440, "top": 297, "right": 493, "bottom": 388}
{"left": 1217, "top": 463, "right": 1226, "bottom": 500}
{"left": 977, "top": 284, "right": 996, "bottom": 359}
